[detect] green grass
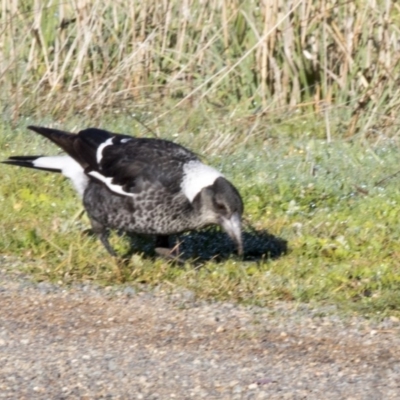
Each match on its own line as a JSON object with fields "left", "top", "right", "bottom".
{"left": 2, "top": 115, "right": 400, "bottom": 319}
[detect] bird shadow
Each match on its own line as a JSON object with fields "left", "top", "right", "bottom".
{"left": 124, "top": 226, "right": 288, "bottom": 264}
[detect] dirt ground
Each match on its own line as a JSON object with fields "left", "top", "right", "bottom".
{"left": 0, "top": 268, "right": 399, "bottom": 399}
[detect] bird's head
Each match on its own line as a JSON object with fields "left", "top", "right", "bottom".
{"left": 192, "top": 177, "right": 244, "bottom": 255}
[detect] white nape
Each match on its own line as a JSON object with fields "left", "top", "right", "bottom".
{"left": 181, "top": 160, "right": 223, "bottom": 202}
{"left": 88, "top": 171, "right": 135, "bottom": 197}
{"left": 33, "top": 155, "right": 88, "bottom": 197}
{"left": 96, "top": 137, "right": 114, "bottom": 164}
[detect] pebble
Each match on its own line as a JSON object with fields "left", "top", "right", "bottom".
{"left": 248, "top": 383, "right": 258, "bottom": 390}
{"left": 0, "top": 268, "right": 399, "bottom": 398}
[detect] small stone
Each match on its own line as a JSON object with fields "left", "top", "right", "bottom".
{"left": 181, "top": 289, "right": 196, "bottom": 302}
{"left": 248, "top": 383, "right": 258, "bottom": 390}
{"left": 232, "top": 385, "right": 243, "bottom": 394}
{"left": 123, "top": 287, "right": 136, "bottom": 297}
{"left": 108, "top": 361, "right": 117, "bottom": 371}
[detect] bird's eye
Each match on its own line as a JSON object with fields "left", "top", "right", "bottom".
{"left": 215, "top": 202, "right": 226, "bottom": 213}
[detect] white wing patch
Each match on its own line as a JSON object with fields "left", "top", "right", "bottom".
{"left": 96, "top": 137, "right": 114, "bottom": 164}
{"left": 88, "top": 171, "right": 135, "bottom": 197}
{"left": 121, "top": 138, "right": 132, "bottom": 143}
{"left": 181, "top": 160, "right": 223, "bottom": 202}
{"left": 33, "top": 155, "right": 88, "bottom": 197}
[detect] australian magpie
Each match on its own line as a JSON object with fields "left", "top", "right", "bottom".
{"left": 2, "top": 126, "right": 243, "bottom": 257}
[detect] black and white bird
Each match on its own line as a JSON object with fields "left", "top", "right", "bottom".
{"left": 2, "top": 126, "right": 243, "bottom": 257}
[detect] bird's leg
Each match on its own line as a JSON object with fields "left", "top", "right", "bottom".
{"left": 154, "top": 235, "right": 170, "bottom": 258}
{"left": 155, "top": 235, "right": 170, "bottom": 249}
{"left": 99, "top": 232, "right": 118, "bottom": 257}
{"left": 90, "top": 218, "right": 117, "bottom": 257}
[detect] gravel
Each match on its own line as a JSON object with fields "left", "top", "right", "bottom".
{"left": 1, "top": 262, "right": 400, "bottom": 399}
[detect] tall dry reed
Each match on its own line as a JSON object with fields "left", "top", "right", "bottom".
{"left": 1, "top": 0, "right": 399, "bottom": 137}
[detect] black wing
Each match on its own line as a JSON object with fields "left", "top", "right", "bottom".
{"left": 27, "top": 125, "right": 198, "bottom": 196}
{"left": 91, "top": 136, "right": 199, "bottom": 195}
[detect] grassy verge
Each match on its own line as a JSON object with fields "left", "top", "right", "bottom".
{"left": 1, "top": 115, "right": 400, "bottom": 318}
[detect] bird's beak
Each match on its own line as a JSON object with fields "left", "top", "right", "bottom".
{"left": 221, "top": 212, "right": 243, "bottom": 256}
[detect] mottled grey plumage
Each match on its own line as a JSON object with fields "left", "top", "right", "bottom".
{"left": 2, "top": 125, "right": 244, "bottom": 257}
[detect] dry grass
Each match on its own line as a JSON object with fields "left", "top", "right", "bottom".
{"left": 1, "top": 0, "right": 400, "bottom": 138}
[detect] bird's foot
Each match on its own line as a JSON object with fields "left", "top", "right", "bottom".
{"left": 155, "top": 244, "right": 185, "bottom": 264}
